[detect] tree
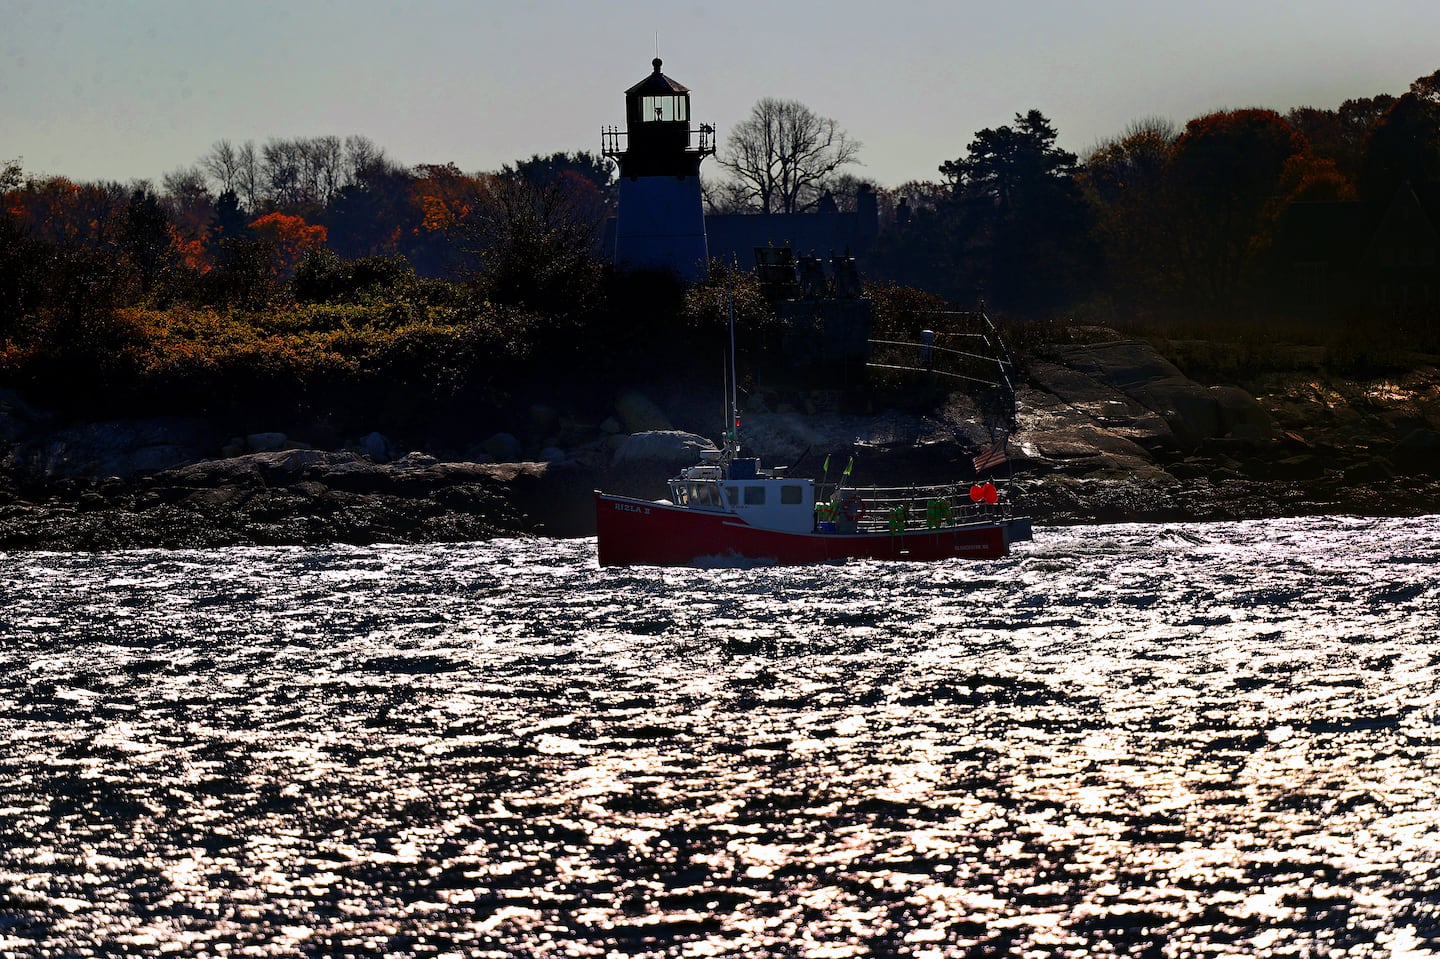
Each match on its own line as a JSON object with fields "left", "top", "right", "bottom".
{"left": 941, "top": 110, "right": 1079, "bottom": 209}
{"left": 249, "top": 211, "right": 328, "bottom": 278}
{"left": 0, "top": 166, "right": 51, "bottom": 342}
{"left": 458, "top": 170, "right": 606, "bottom": 312}
{"left": 1165, "top": 109, "right": 1307, "bottom": 306}
{"left": 7, "top": 176, "right": 128, "bottom": 248}
{"left": 120, "top": 187, "right": 175, "bottom": 294}
{"left": 161, "top": 166, "right": 216, "bottom": 272}
{"left": 717, "top": 97, "right": 861, "bottom": 214}
{"left": 1286, "top": 96, "right": 1395, "bottom": 187}
{"left": 201, "top": 139, "right": 241, "bottom": 195}
{"left": 235, "top": 140, "right": 261, "bottom": 211}
{"left": 1358, "top": 92, "right": 1440, "bottom": 202}
{"left": 324, "top": 162, "right": 417, "bottom": 261}
{"left": 342, "top": 135, "right": 386, "bottom": 179}
{"left": 1, "top": 157, "right": 22, "bottom": 192}
{"left": 261, "top": 138, "right": 303, "bottom": 207}
{"left": 502, "top": 151, "right": 615, "bottom": 206}
{"left": 1081, "top": 117, "right": 1179, "bottom": 308}
{"left": 208, "top": 189, "right": 252, "bottom": 254}
{"left": 1411, "top": 68, "right": 1440, "bottom": 103}
{"left": 701, "top": 176, "right": 753, "bottom": 215}
{"left": 935, "top": 110, "right": 1092, "bottom": 312}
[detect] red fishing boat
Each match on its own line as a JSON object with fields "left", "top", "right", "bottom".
{"left": 595, "top": 303, "right": 1031, "bottom": 567}
{"left": 595, "top": 444, "right": 1031, "bottom": 567}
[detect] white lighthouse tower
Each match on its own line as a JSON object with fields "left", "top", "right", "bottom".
{"left": 602, "top": 58, "right": 714, "bottom": 280}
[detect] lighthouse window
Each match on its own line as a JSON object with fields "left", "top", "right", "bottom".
{"left": 641, "top": 95, "right": 687, "bottom": 122}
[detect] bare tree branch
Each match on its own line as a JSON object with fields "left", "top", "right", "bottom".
{"left": 717, "top": 97, "right": 861, "bottom": 213}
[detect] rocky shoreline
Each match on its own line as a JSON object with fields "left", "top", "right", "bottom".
{"left": 4, "top": 336, "right": 1439, "bottom": 551}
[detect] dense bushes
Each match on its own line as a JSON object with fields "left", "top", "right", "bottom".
{"left": 0, "top": 234, "right": 790, "bottom": 444}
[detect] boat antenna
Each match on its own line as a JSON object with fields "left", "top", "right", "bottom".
{"left": 721, "top": 353, "right": 729, "bottom": 447}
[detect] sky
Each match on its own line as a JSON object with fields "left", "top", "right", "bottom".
{"left": 5, "top": 0, "right": 1439, "bottom": 191}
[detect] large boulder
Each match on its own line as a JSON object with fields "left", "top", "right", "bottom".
{"left": 1394, "top": 427, "right": 1440, "bottom": 474}
{"left": 481, "top": 432, "right": 522, "bottom": 462}
{"left": 7, "top": 416, "right": 220, "bottom": 479}
{"left": 1210, "top": 385, "right": 1273, "bottom": 443}
{"left": 1049, "top": 341, "right": 1223, "bottom": 448}
{"left": 614, "top": 391, "right": 673, "bottom": 433}
{"left": 1022, "top": 426, "right": 1163, "bottom": 478}
{"left": 603, "top": 431, "right": 716, "bottom": 503}
{"left": 245, "top": 432, "right": 289, "bottom": 453}
{"left": 1023, "top": 363, "right": 1179, "bottom": 453}
{"left": 612, "top": 430, "right": 716, "bottom": 464}
{"left": 354, "top": 431, "right": 394, "bottom": 462}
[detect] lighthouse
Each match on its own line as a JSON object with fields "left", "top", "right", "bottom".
{"left": 602, "top": 58, "right": 714, "bottom": 280}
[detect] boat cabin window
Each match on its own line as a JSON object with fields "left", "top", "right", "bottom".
{"left": 677, "top": 482, "right": 722, "bottom": 507}
{"left": 743, "top": 486, "right": 766, "bottom": 506}
{"left": 724, "top": 486, "right": 738, "bottom": 505}
{"left": 781, "top": 485, "right": 803, "bottom": 505}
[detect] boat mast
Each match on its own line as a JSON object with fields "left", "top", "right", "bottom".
{"left": 726, "top": 262, "right": 739, "bottom": 453}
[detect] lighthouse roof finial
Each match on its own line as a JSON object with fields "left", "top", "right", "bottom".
{"left": 626, "top": 58, "right": 689, "bottom": 96}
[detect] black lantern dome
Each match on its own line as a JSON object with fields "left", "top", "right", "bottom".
{"left": 603, "top": 58, "right": 713, "bottom": 179}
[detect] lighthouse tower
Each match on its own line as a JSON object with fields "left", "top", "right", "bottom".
{"left": 602, "top": 58, "right": 715, "bottom": 280}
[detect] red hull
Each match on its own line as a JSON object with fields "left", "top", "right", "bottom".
{"left": 595, "top": 491, "right": 1027, "bottom": 566}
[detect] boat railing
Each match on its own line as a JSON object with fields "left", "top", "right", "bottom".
{"left": 816, "top": 482, "right": 1015, "bottom": 533}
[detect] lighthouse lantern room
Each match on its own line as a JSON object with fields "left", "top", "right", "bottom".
{"left": 602, "top": 58, "right": 714, "bottom": 279}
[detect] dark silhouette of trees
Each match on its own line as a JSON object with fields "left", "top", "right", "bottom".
{"left": 201, "top": 139, "right": 243, "bottom": 196}
{"left": 6, "top": 60, "right": 1435, "bottom": 361}
{"left": 0, "top": 189, "right": 49, "bottom": 342}
{"left": 1081, "top": 118, "right": 1180, "bottom": 311}
{"left": 1411, "top": 69, "right": 1440, "bottom": 103}
{"left": 120, "top": 187, "right": 174, "bottom": 295}
{"left": 456, "top": 170, "right": 607, "bottom": 313}
{"left": 199, "top": 135, "right": 391, "bottom": 213}
{"left": 1165, "top": 109, "right": 1307, "bottom": 307}
{"left": 207, "top": 190, "right": 251, "bottom": 251}
{"left": 323, "top": 162, "right": 416, "bottom": 261}
{"left": 717, "top": 97, "right": 861, "bottom": 213}
{"left": 1357, "top": 92, "right": 1440, "bottom": 202}
{"left": 502, "top": 151, "right": 615, "bottom": 204}
{"left": 935, "top": 110, "right": 1093, "bottom": 313}
{"left": 941, "top": 110, "right": 1079, "bottom": 212}
{"left": 1286, "top": 96, "right": 1395, "bottom": 184}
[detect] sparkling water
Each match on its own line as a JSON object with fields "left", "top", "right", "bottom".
{"left": 2, "top": 516, "right": 1438, "bottom": 957}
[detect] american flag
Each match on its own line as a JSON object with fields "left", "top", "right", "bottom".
{"left": 972, "top": 440, "right": 1008, "bottom": 473}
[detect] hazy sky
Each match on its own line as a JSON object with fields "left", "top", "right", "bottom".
{"left": 5, "top": 0, "right": 1438, "bottom": 190}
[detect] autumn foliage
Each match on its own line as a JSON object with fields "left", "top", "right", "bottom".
{"left": 248, "top": 212, "right": 328, "bottom": 278}
{"left": 3, "top": 70, "right": 1439, "bottom": 441}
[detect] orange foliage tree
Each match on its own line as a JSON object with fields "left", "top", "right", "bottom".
{"left": 249, "top": 211, "right": 328, "bottom": 278}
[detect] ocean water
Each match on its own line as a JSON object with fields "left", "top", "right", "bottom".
{"left": 1, "top": 516, "right": 1438, "bottom": 958}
